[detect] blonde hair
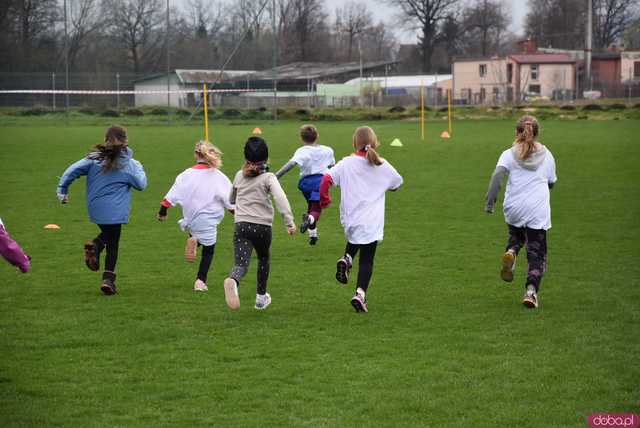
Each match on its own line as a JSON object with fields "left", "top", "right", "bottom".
{"left": 194, "top": 140, "right": 222, "bottom": 168}
{"left": 353, "top": 126, "right": 383, "bottom": 166}
{"left": 514, "top": 115, "right": 539, "bottom": 160}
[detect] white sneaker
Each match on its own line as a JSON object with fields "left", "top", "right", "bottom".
{"left": 223, "top": 277, "right": 240, "bottom": 310}
{"left": 255, "top": 293, "right": 272, "bottom": 310}
{"left": 194, "top": 279, "right": 208, "bottom": 292}
{"left": 522, "top": 285, "right": 539, "bottom": 309}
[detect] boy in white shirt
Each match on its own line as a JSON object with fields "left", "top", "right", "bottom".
{"left": 320, "top": 126, "right": 403, "bottom": 313}
{"left": 485, "top": 116, "right": 557, "bottom": 309}
{"left": 157, "top": 141, "right": 234, "bottom": 292}
{"left": 275, "top": 124, "right": 335, "bottom": 245}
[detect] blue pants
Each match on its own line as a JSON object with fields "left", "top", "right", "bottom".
{"left": 298, "top": 174, "right": 323, "bottom": 202}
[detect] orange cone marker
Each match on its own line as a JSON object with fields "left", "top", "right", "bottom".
{"left": 440, "top": 131, "right": 451, "bottom": 139}
{"left": 44, "top": 224, "right": 60, "bottom": 229}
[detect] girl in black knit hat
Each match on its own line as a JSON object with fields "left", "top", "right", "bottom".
{"left": 223, "top": 136, "right": 297, "bottom": 310}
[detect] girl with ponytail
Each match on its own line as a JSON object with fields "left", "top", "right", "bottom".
{"left": 57, "top": 125, "right": 147, "bottom": 295}
{"left": 157, "top": 140, "right": 234, "bottom": 292}
{"left": 319, "top": 126, "right": 403, "bottom": 313}
{"left": 485, "top": 115, "right": 558, "bottom": 309}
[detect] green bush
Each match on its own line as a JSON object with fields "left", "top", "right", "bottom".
{"left": 223, "top": 109, "right": 242, "bottom": 117}
{"left": 124, "top": 108, "right": 144, "bottom": 116}
{"left": 389, "top": 106, "right": 406, "bottom": 113}
{"left": 560, "top": 105, "right": 576, "bottom": 110}
{"left": 100, "top": 109, "right": 120, "bottom": 117}
{"left": 78, "top": 106, "right": 98, "bottom": 115}
{"left": 21, "top": 106, "right": 50, "bottom": 116}
{"left": 582, "top": 104, "right": 602, "bottom": 111}
{"left": 607, "top": 103, "right": 627, "bottom": 110}
{"left": 150, "top": 107, "right": 168, "bottom": 115}
{"left": 295, "top": 108, "right": 310, "bottom": 116}
{"left": 175, "top": 109, "right": 190, "bottom": 116}
{"left": 577, "top": 114, "right": 588, "bottom": 120}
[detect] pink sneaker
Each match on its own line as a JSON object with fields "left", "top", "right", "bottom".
{"left": 185, "top": 237, "right": 197, "bottom": 263}
{"left": 194, "top": 279, "right": 208, "bottom": 292}
{"left": 223, "top": 277, "right": 240, "bottom": 310}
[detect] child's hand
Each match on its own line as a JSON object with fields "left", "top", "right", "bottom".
{"left": 57, "top": 193, "right": 69, "bottom": 204}
{"left": 287, "top": 224, "right": 297, "bottom": 235}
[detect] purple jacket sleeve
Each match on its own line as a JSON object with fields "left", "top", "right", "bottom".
{"left": 0, "top": 226, "right": 30, "bottom": 273}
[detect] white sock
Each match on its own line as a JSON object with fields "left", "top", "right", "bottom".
{"left": 307, "top": 215, "right": 315, "bottom": 224}
{"left": 309, "top": 228, "right": 318, "bottom": 238}
{"left": 356, "top": 288, "right": 366, "bottom": 299}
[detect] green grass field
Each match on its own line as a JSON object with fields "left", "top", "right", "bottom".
{"left": 0, "top": 119, "right": 639, "bottom": 427}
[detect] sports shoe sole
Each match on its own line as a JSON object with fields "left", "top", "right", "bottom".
{"left": 300, "top": 214, "right": 311, "bottom": 234}
{"left": 84, "top": 241, "right": 99, "bottom": 271}
{"left": 500, "top": 251, "right": 516, "bottom": 282}
{"left": 100, "top": 283, "right": 116, "bottom": 295}
{"left": 223, "top": 278, "right": 240, "bottom": 310}
{"left": 522, "top": 296, "right": 538, "bottom": 309}
{"left": 350, "top": 296, "right": 368, "bottom": 313}
{"left": 336, "top": 259, "right": 349, "bottom": 284}
{"left": 185, "top": 237, "right": 198, "bottom": 263}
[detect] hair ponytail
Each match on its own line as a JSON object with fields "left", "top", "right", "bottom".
{"left": 195, "top": 140, "right": 222, "bottom": 168}
{"left": 88, "top": 125, "right": 128, "bottom": 172}
{"left": 242, "top": 161, "right": 268, "bottom": 177}
{"left": 353, "top": 126, "right": 383, "bottom": 166}
{"left": 514, "top": 115, "right": 539, "bottom": 160}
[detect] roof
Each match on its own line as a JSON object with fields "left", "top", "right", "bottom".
{"left": 345, "top": 74, "right": 452, "bottom": 88}
{"left": 175, "top": 69, "right": 254, "bottom": 84}
{"left": 235, "top": 61, "right": 397, "bottom": 81}
{"left": 509, "top": 53, "right": 575, "bottom": 64}
{"left": 133, "top": 69, "right": 255, "bottom": 84}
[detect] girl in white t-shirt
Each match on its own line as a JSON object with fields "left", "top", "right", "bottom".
{"left": 485, "top": 116, "right": 557, "bottom": 309}
{"left": 320, "top": 126, "right": 403, "bottom": 313}
{"left": 157, "top": 141, "right": 234, "bottom": 292}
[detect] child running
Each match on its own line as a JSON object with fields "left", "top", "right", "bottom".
{"left": 275, "top": 124, "right": 335, "bottom": 245}
{"left": 223, "top": 136, "right": 296, "bottom": 311}
{"left": 0, "top": 218, "right": 30, "bottom": 273}
{"left": 57, "top": 125, "right": 147, "bottom": 295}
{"left": 320, "top": 126, "right": 403, "bottom": 313}
{"left": 485, "top": 115, "right": 557, "bottom": 309}
{"left": 157, "top": 141, "right": 234, "bottom": 292}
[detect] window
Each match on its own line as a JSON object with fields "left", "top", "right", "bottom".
{"left": 531, "top": 64, "right": 539, "bottom": 80}
{"left": 635, "top": 61, "right": 640, "bottom": 78}
{"left": 507, "top": 63, "right": 513, "bottom": 83}
{"left": 480, "top": 87, "right": 486, "bottom": 102}
{"left": 479, "top": 64, "right": 487, "bottom": 77}
{"left": 529, "top": 84, "right": 541, "bottom": 95}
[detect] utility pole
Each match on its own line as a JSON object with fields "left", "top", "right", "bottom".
{"left": 63, "top": 0, "right": 69, "bottom": 119}
{"left": 585, "top": 0, "right": 593, "bottom": 93}
{"left": 166, "top": 0, "right": 171, "bottom": 123}
{"left": 272, "top": 0, "right": 278, "bottom": 120}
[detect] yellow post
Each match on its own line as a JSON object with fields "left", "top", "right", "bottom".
{"left": 420, "top": 80, "right": 425, "bottom": 141}
{"left": 447, "top": 88, "right": 453, "bottom": 135}
{"left": 203, "top": 83, "right": 209, "bottom": 142}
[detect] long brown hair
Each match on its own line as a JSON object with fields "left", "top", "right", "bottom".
{"left": 195, "top": 140, "right": 222, "bottom": 168}
{"left": 353, "top": 126, "right": 383, "bottom": 166}
{"left": 514, "top": 115, "right": 539, "bottom": 160}
{"left": 242, "top": 161, "right": 268, "bottom": 177}
{"left": 88, "top": 125, "right": 129, "bottom": 172}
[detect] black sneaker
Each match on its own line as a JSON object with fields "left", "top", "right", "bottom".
{"left": 336, "top": 255, "right": 352, "bottom": 284}
{"left": 100, "top": 278, "right": 117, "bottom": 295}
{"left": 300, "top": 213, "right": 312, "bottom": 234}
{"left": 309, "top": 236, "right": 318, "bottom": 246}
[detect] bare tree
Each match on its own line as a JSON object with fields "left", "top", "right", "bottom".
{"left": 67, "top": 0, "right": 100, "bottom": 70}
{"left": 593, "top": 0, "right": 639, "bottom": 48}
{"left": 279, "top": 0, "right": 327, "bottom": 62}
{"left": 385, "top": 0, "right": 461, "bottom": 72}
{"left": 335, "top": 1, "right": 373, "bottom": 61}
{"left": 524, "top": 0, "right": 586, "bottom": 50}
{"left": 461, "top": 0, "right": 509, "bottom": 56}
{"left": 101, "top": 0, "right": 163, "bottom": 74}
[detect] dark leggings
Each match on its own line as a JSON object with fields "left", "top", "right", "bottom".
{"left": 96, "top": 224, "right": 122, "bottom": 273}
{"left": 345, "top": 241, "right": 378, "bottom": 292}
{"left": 307, "top": 201, "right": 321, "bottom": 230}
{"left": 230, "top": 222, "right": 272, "bottom": 295}
{"left": 197, "top": 244, "right": 215, "bottom": 282}
{"left": 506, "top": 224, "right": 547, "bottom": 291}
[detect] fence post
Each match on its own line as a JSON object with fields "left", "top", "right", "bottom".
{"left": 116, "top": 72, "right": 120, "bottom": 111}
{"left": 52, "top": 72, "right": 56, "bottom": 111}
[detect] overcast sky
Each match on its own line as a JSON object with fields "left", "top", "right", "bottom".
{"left": 324, "top": 0, "right": 528, "bottom": 42}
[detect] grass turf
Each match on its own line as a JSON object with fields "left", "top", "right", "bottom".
{"left": 0, "top": 119, "right": 639, "bottom": 426}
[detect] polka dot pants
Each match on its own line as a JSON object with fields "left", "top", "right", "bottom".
{"left": 230, "top": 222, "right": 272, "bottom": 295}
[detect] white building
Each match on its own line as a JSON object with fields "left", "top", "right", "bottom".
{"left": 134, "top": 69, "right": 254, "bottom": 108}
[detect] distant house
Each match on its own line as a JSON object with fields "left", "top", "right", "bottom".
{"left": 453, "top": 40, "right": 577, "bottom": 104}
{"left": 133, "top": 69, "right": 254, "bottom": 107}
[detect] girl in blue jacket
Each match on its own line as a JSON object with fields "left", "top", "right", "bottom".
{"left": 57, "top": 125, "right": 147, "bottom": 295}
